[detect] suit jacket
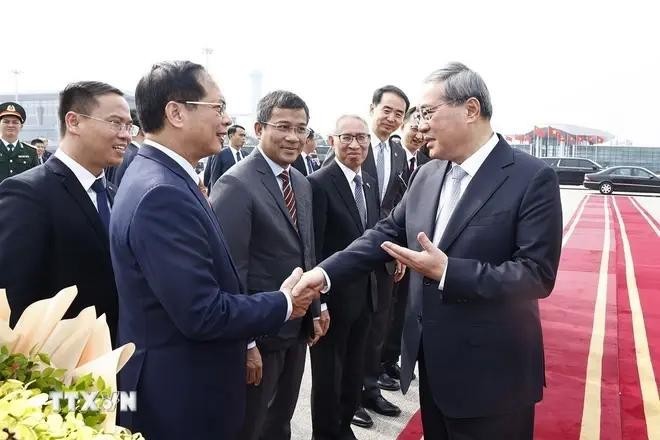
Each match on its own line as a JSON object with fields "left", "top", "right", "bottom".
{"left": 308, "top": 161, "right": 380, "bottom": 320}
{"left": 292, "top": 153, "right": 319, "bottom": 176}
{"left": 0, "top": 156, "right": 118, "bottom": 341}
{"left": 110, "top": 145, "right": 288, "bottom": 440}
{"left": 318, "top": 136, "right": 563, "bottom": 418}
{"left": 0, "top": 140, "right": 39, "bottom": 182}
{"left": 106, "top": 141, "right": 139, "bottom": 186}
{"left": 211, "top": 149, "right": 319, "bottom": 350}
{"left": 204, "top": 147, "right": 243, "bottom": 193}
{"left": 39, "top": 150, "right": 52, "bottom": 165}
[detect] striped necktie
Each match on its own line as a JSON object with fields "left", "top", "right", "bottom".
{"left": 279, "top": 170, "right": 298, "bottom": 230}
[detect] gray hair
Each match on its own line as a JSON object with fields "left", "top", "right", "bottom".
{"left": 334, "top": 114, "right": 369, "bottom": 133}
{"left": 424, "top": 62, "right": 492, "bottom": 119}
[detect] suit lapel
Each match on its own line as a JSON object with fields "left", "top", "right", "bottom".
{"left": 107, "top": 181, "right": 117, "bottom": 206}
{"left": 46, "top": 157, "right": 109, "bottom": 248}
{"left": 363, "top": 145, "right": 378, "bottom": 187}
{"left": 438, "top": 140, "right": 514, "bottom": 250}
{"left": 384, "top": 143, "right": 404, "bottom": 197}
{"left": 329, "top": 162, "right": 364, "bottom": 232}
{"left": 255, "top": 152, "right": 299, "bottom": 235}
{"left": 422, "top": 161, "right": 450, "bottom": 242}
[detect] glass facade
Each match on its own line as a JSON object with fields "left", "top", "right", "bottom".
{"left": 513, "top": 144, "right": 660, "bottom": 173}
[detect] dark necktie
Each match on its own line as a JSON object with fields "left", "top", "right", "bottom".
{"left": 409, "top": 156, "right": 416, "bottom": 175}
{"left": 306, "top": 155, "right": 315, "bottom": 174}
{"left": 353, "top": 174, "right": 367, "bottom": 228}
{"left": 279, "top": 170, "right": 298, "bottom": 230}
{"left": 91, "top": 178, "right": 111, "bottom": 233}
{"left": 235, "top": 151, "right": 242, "bottom": 163}
{"left": 7, "top": 143, "right": 14, "bottom": 153}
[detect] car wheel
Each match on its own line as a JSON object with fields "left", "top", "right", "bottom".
{"left": 599, "top": 181, "right": 613, "bottom": 195}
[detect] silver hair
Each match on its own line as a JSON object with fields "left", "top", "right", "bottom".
{"left": 334, "top": 114, "right": 369, "bottom": 133}
{"left": 424, "top": 62, "right": 492, "bottom": 119}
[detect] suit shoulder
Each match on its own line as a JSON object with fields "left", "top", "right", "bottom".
{"left": 512, "top": 149, "right": 552, "bottom": 173}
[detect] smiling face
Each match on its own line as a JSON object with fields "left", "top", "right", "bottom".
{"left": 417, "top": 81, "right": 467, "bottom": 161}
{"left": 332, "top": 116, "right": 370, "bottom": 172}
{"left": 0, "top": 115, "right": 22, "bottom": 143}
{"left": 256, "top": 107, "right": 308, "bottom": 167}
{"left": 370, "top": 92, "right": 406, "bottom": 140}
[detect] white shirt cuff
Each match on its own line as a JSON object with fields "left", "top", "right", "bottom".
{"left": 282, "top": 291, "right": 293, "bottom": 321}
{"left": 247, "top": 341, "right": 256, "bottom": 349}
{"left": 318, "top": 268, "right": 331, "bottom": 293}
{"left": 438, "top": 262, "right": 448, "bottom": 291}
{"left": 320, "top": 303, "right": 328, "bottom": 312}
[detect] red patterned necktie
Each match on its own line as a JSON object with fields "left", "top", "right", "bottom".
{"left": 279, "top": 169, "right": 297, "bottom": 230}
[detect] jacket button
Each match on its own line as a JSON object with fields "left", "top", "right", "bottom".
{"left": 9, "top": 159, "right": 13, "bottom": 163}
{"left": 423, "top": 278, "right": 431, "bottom": 286}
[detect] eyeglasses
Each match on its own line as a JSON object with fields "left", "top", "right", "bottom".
{"left": 414, "top": 102, "right": 451, "bottom": 123}
{"left": 77, "top": 113, "right": 139, "bottom": 136}
{"left": 333, "top": 133, "right": 370, "bottom": 145}
{"left": 259, "top": 121, "right": 311, "bottom": 138}
{"left": 179, "top": 101, "right": 227, "bottom": 116}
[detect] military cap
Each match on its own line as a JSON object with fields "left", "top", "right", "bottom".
{"left": 0, "top": 102, "right": 26, "bottom": 123}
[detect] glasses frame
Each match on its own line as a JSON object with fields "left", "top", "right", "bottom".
{"left": 415, "top": 102, "right": 452, "bottom": 123}
{"left": 259, "top": 121, "right": 311, "bottom": 139}
{"left": 333, "top": 133, "right": 371, "bottom": 145}
{"left": 77, "top": 113, "right": 139, "bottom": 136}
{"left": 179, "top": 100, "right": 228, "bottom": 116}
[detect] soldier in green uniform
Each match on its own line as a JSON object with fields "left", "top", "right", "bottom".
{"left": 0, "top": 102, "right": 39, "bottom": 182}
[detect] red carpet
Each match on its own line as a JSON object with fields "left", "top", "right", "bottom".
{"left": 397, "top": 195, "right": 660, "bottom": 439}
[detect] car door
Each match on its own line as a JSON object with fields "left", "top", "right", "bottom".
{"left": 630, "top": 168, "right": 660, "bottom": 193}
{"left": 557, "top": 158, "right": 581, "bottom": 184}
{"left": 610, "top": 167, "right": 635, "bottom": 192}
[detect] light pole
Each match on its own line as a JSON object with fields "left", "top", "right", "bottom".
{"left": 10, "top": 69, "right": 22, "bottom": 101}
{"left": 202, "top": 48, "right": 214, "bottom": 70}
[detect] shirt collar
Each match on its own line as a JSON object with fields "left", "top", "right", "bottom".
{"left": 458, "top": 132, "right": 499, "bottom": 178}
{"left": 53, "top": 148, "right": 103, "bottom": 191}
{"left": 1, "top": 138, "right": 18, "bottom": 147}
{"left": 404, "top": 147, "right": 417, "bottom": 162}
{"left": 229, "top": 145, "right": 242, "bottom": 155}
{"left": 334, "top": 157, "right": 362, "bottom": 185}
{"left": 300, "top": 151, "right": 309, "bottom": 159}
{"left": 371, "top": 131, "right": 390, "bottom": 150}
{"left": 257, "top": 146, "right": 290, "bottom": 177}
{"left": 143, "top": 139, "right": 200, "bottom": 184}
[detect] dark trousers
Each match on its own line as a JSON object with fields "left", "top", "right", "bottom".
{"left": 362, "top": 266, "right": 394, "bottom": 399}
{"left": 382, "top": 271, "right": 409, "bottom": 366}
{"left": 239, "top": 339, "right": 307, "bottom": 440}
{"left": 310, "top": 303, "right": 371, "bottom": 440}
{"left": 418, "top": 348, "right": 535, "bottom": 440}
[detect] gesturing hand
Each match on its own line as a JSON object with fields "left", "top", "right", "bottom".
{"left": 381, "top": 232, "right": 448, "bottom": 281}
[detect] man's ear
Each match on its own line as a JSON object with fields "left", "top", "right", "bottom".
{"left": 164, "top": 101, "right": 186, "bottom": 128}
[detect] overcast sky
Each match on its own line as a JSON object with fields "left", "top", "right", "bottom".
{"left": 5, "top": 0, "right": 659, "bottom": 145}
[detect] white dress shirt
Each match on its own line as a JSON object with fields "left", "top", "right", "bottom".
{"left": 53, "top": 149, "right": 108, "bottom": 211}
{"left": 257, "top": 146, "right": 290, "bottom": 194}
{"left": 435, "top": 132, "right": 499, "bottom": 289}
{"left": 229, "top": 146, "right": 243, "bottom": 164}
{"left": 371, "top": 131, "right": 391, "bottom": 199}
{"left": 404, "top": 148, "right": 418, "bottom": 171}
{"left": 335, "top": 158, "right": 366, "bottom": 204}
{"left": 301, "top": 151, "right": 313, "bottom": 175}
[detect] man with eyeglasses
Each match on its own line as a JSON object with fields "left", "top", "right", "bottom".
{"left": 380, "top": 106, "right": 431, "bottom": 387}
{"left": 106, "top": 108, "right": 145, "bottom": 186}
{"left": 110, "top": 62, "right": 315, "bottom": 440}
{"left": 293, "top": 62, "right": 562, "bottom": 440}
{"left": 211, "top": 90, "right": 322, "bottom": 440}
{"left": 292, "top": 128, "right": 320, "bottom": 176}
{"left": 308, "top": 115, "right": 381, "bottom": 440}
{"left": 203, "top": 123, "right": 247, "bottom": 194}
{"left": 0, "top": 101, "right": 39, "bottom": 182}
{"left": 0, "top": 81, "right": 132, "bottom": 344}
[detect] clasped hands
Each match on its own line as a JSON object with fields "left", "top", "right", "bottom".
{"left": 279, "top": 267, "right": 327, "bottom": 320}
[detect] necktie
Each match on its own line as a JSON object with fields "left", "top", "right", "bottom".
{"left": 306, "top": 155, "right": 315, "bottom": 174}
{"left": 235, "top": 151, "right": 242, "bottom": 163}
{"left": 91, "top": 178, "right": 111, "bottom": 234}
{"left": 375, "top": 142, "right": 385, "bottom": 200}
{"left": 409, "top": 156, "right": 416, "bottom": 175}
{"left": 433, "top": 165, "right": 468, "bottom": 245}
{"left": 353, "top": 174, "right": 367, "bottom": 229}
{"left": 279, "top": 170, "right": 298, "bottom": 230}
{"left": 7, "top": 143, "right": 14, "bottom": 153}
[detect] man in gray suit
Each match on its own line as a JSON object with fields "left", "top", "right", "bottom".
{"left": 210, "top": 90, "right": 324, "bottom": 440}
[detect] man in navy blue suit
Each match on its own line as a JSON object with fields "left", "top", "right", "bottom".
{"left": 203, "top": 123, "right": 247, "bottom": 193}
{"left": 109, "top": 61, "right": 316, "bottom": 440}
{"left": 294, "top": 62, "right": 562, "bottom": 440}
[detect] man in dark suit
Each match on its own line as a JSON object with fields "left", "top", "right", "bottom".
{"left": 31, "top": 138, "right": 50, "bottom": 164}
{"left": 211, "top": 90, "right": 322, "bottom": 440}
{"left": 106, "top": 109, "right": 144, "bottom": 186}
{"left": 381, "top": 105, "right": 430, "bottom": 384}
{"left": 110, "top": 62, "right": 316, "bottom": 440}
{"left": 0, "top": 102, "right": 39, "bottom": 182}
{"left": 204, "top": 123, "right": 247, "bottom": 193}
{"left": 0, "top": 81, "right": 131, "bottom": 343}
{"left": 292, "top": 128, "right": 320, "bottom": 176}
{"left": 295, "top": 62, "right": 562, "bottom": 440}
{"left": 308, "top": 115, "right": 380, "bottom": 440}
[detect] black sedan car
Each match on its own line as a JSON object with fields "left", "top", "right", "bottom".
{"left": 583, "top": 166, "right": 660, "bottom": 194}
{"left": 541, "top": 157, "right": 603, "bottom": 185}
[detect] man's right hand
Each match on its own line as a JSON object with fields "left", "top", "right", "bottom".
{"left": 246, "top": 346, "right": 262, "bottom": 385}
{"left": 289, "top": 268, "right": 326, "bottom": 320}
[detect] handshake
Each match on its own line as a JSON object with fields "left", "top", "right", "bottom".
{"left": 279, "top": 267, "right": 327, "bottom": 320}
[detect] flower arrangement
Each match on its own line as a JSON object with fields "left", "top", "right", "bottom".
{"left": 0, "top": 286, "right": 143, "bottom": 439}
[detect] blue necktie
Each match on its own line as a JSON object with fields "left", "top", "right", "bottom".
{"left": 236, "top": 151, "right": 242, "bottom": 163}
{"left": 306, "top": 155, "right": 315, "bottom": 174}
{"left": 353, "top": 174, "right": 367, "bottom": 229}
{"left": 375, "top": 142, "right": 385, "bottom": 201}
{"left": 91, "top": 178, "right": 111, "bottom": 233}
